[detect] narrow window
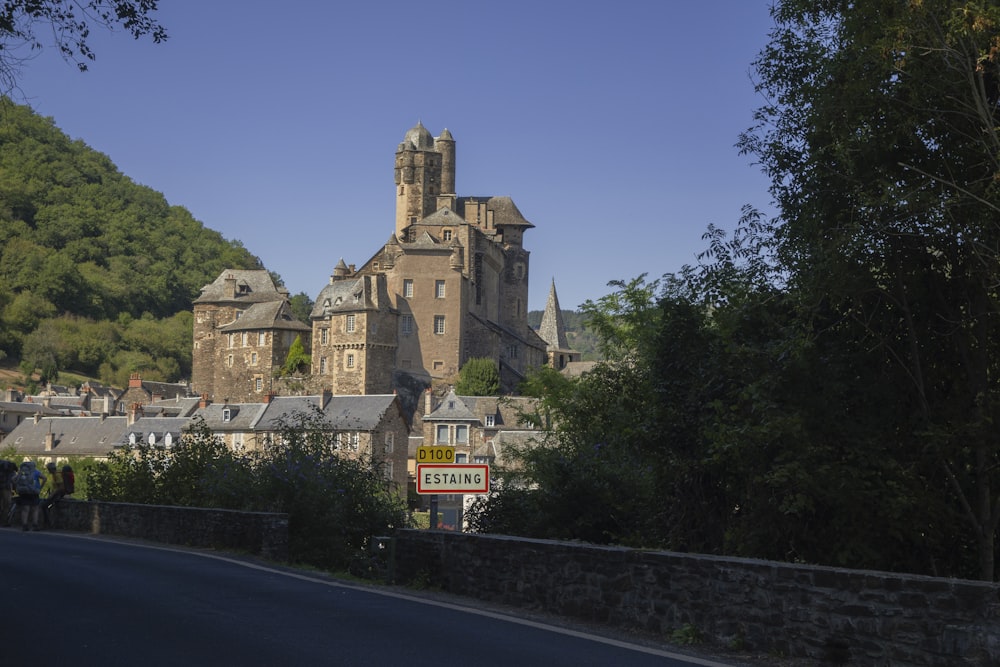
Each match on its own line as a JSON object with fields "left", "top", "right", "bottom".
{"left": 443, "top": 229, "right": 452, "bottom": 241}
{"left": 227, "top": 355, "right": 234, "bottom": 368}
{"left": 435, "top": 280, "right": 446, "bottom": 298}
{"left": 434, "top": 315, "right": 446, "bottom": 334}
{"left": 259, "top": 331, "right": 266, "bottom": 345}
{"left": 251, "top": 352, "right": 258, "bottom": 365}
{"left": 346, "top": 314, "right": 356, "bottom": 333}
{"left": 255, "top": 377, "right": 263, "bottom": 392}
{"left": 403, "top": 279, "right": 414, "bottom": 298}
{"left": 456, "top": 425, "right": 468, "bottom": 444}
{"left": 436, "top": 425, "right": 449, "bottom": 444}
{"left": 242, "top": 332, "right": 248, "bottom": 346}
{"left": 321, "top": 329, "right": 328, "bottom": 345}
{"left": 384, "top": 432, "right": 394, "bottom": 453}
{"left": 320, "top": 357, "right": 327, "bottom": 374}
{"left": 346, "top": 353, "right": 355, "bottom": 369}
{"left": 401, "top": 315, "right": 413, "bottom": 336}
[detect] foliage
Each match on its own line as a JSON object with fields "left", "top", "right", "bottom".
{"left": 87, "top": 413, "right": 410, "bottom": 572}
{"left": 475, "top": 1, "right": 1000, "bottom": 582}
{"left": 288, "top": 292, "right": 314, "bottom": 325}
{"left": 0, "top": 100, "right": 265, "bottom": 383}
{"left": 279, "top": 335, "right": 310, "bottom": 376}
{"left": 0, "top": 0, "right": 167, "bottom": 94}
{"left": 454, "top": 357, "right": 500, "bottom": 396}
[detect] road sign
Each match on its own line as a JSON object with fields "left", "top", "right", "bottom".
{"left": 416, "top": 464, "right": 490, "bottom": 494}
{"left": 416, "top": 446, "right": 455, "bottom": 464}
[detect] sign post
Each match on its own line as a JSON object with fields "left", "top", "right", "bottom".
{"left": 416, "top": 447, "right": 456, "bottom": 530}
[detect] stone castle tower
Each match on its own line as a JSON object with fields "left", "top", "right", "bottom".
{"left": 311, "top": 122, "right": 548, "bottom": 398}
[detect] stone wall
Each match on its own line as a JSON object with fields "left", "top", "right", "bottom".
{"left": 49, "top": 499, "right": 288, "bottom": 562}
{"left": 392, "top": 530, "right": 1000, "bottom": 667}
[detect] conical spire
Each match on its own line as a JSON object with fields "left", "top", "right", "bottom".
{"left": 538, "top": 279, "right": 569, "bottom": 349}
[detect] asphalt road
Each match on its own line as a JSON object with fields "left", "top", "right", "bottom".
{"left": 0, "top": 528, "right": 752, "bottom": 667}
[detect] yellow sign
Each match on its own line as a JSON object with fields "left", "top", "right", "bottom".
{"left": 416, "top": 446, "right": 455, "bottom": 464}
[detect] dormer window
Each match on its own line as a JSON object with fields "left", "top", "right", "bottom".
{"left": 443, "top": 229, "right": 452, "bottom": 241}
{"left": 485, "top": 414, "right": 495, "bottom": 427}
{"left": 223, "top": 408, "right": 231, "bottom": 423}
{"left": 165, "top": 433, "right": 173, "bottom": 447}
{"left": 354, "top": 292, "right": 361, "bottom": 304}
{"left": 148, "top": 432, "right": 156, "bottom": 445}
{"left": 129, "top": 432, "right": 137, "bottom": 445}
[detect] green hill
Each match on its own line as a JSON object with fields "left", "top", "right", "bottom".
{"left": 0, "top": 100, "right": 265, "bottom": 388}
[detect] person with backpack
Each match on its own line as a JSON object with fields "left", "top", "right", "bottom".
{"left": 0, "top": 459, "right": 17, "bottom": 527}
{"left": 14, "top": 461, "right": 46, "bottom": 532}
{"left": 42, "top": 462, "right": 66, "bottom": 527}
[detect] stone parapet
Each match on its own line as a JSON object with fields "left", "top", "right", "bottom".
{"left": 393, "top": 530, "right": 1000, "bottom": 666}
{"left": 50, "top": 499, "right": 289, "bottom": 562}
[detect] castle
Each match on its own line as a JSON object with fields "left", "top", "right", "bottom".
{"left": 192, "top": 123, "right": 576, "bottom": 409}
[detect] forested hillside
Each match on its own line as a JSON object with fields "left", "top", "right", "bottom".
{"left": 0, "top": 100, "right": 265, "bottom": 388}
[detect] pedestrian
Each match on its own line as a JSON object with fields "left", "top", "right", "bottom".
{"left": 14, "top": 461, "right": 46, "bottom": 532}
{"left": 42, "top": 462, "right": 66, "bottom": 527}
{"left": 0, "top": 459, "right": 17, "bottom": 526}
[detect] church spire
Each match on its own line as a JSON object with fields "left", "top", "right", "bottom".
{"left": 539, "top": 279, "right": 569, "bottom": 349}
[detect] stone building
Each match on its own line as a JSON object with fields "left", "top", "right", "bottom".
{"left": 310, "top": 122, "right": 549, "bottom": 403}
{"left": 194, "top": 124, "right": 576, "bottom": 412}
{"left": 309, "top": 267, "right": 397, "bottom": 395}
{"left": 192, "top": 270, "right": 310, "bottom": 403}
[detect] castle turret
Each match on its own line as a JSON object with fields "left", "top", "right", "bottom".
{"left": 394, "top": 121, "right": 450, "bottom": 239}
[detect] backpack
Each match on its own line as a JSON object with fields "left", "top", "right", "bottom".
{"left": 62, "top": 466, "right": 75, "bottom": 495}
{"left": 14, "top": 465, "right": 37, "bottom": 496}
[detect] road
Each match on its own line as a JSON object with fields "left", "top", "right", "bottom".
{"left": 0, "top": 528, "right": 749, "bottom": 666}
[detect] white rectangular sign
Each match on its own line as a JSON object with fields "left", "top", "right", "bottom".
{"left": 416, "top": 464, "right": 490, "bottom": 494}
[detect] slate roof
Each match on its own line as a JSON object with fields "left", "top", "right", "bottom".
{"left": 193, "top": 403, "right": 268, "bottom": 431}
{"left": 147, "top": 396, "right": 203, "bottom": 418}
{"left": 118, "top": 417, "right": 191, "bottom": 448}
{"left": 311, "top": 277, "right": 370, "bottom": 318}
{"left": 217, "top": 300, "right": 309, "bottom": 333}
{"left": 322, "top": 394, "right": 402, "bottom": 431}
{"left": 6, "top": 416, "right": 128, "bottom": 458}
{"left": 253, "top": 395, "right": 329, "bottom": 432}
{"left": 423, "top": 390, "right": 479, "bottom": 422}
{"left": 194, "top": 269, "right": 287, "bottom": 304}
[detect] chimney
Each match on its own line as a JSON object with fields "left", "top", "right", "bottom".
{"left": 103, "top": 395, "right": 111, "bottom": 416}
{"left": 425, "top": 387, "right": 434, "bottom": 414}
{"left": 42, "top": 396, "right": 51, "bottom": 408}
{"left": 33, "top": 412, "right": 41, "bottom": 424}
{"left": 128, "top": 373, "right": 142, "bottom": 389}
{"left": 265, "top": 391, "right": 277, "bottom": 404}
{"left": 128, "top": 402, "right": 143, "bottom": 425}
{"left": 199, "top": 393, "right": 211, "bottom": 409}
{"left": 44, "top": 432, "right": 54, "bottom": 452}
{"left": 225, "top": 273, "right": 237, "bottom": 298}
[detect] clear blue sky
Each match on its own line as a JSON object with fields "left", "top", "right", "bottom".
{"left": 16, "top": 0, "right": 776, "bottom": 313}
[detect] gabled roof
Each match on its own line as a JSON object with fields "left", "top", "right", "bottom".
{"left": 424, "top": 390, "right": 478, "bottom": 422}
{"left": 217, "top": 300, "right": 310, "bottom": 333}
{"left": 322, "top": 394, "right": 402, "bottom": 430}
{"left": 148, "top": 396, "right": 203, "bottom": 418}
{"left": 253, "top": 395, "right": 329, "bottom": 432}
{"left": 6, "top": 416, "right": 128, "bottom": 457}
{"left": 194, "top": 269, "right": 287, "bottom": 304}
{"left": 193, "top": 403, "right": 268, "bottom": 431}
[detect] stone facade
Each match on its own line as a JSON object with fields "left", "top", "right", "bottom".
{"left": 192, "top": 270, "right": 310, "bottom": 403}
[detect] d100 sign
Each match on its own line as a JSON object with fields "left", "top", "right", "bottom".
{"left": 416, "top": 464, "right": 490, "bottom": 494}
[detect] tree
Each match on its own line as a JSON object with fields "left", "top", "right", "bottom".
{"left": 0, "top": 0, "right": 167, "bottom": 94}
{"left": 741, "top": 0, "right": 1000, "bottom": 580}
{"left": 288, "top": 292, "right": 314, "bottom": 325}
{"left": 454, "top": 357, "right": 500, "bottom": 396}
{"left": 280, "top": 334, "right": 310, "bottom": 376}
